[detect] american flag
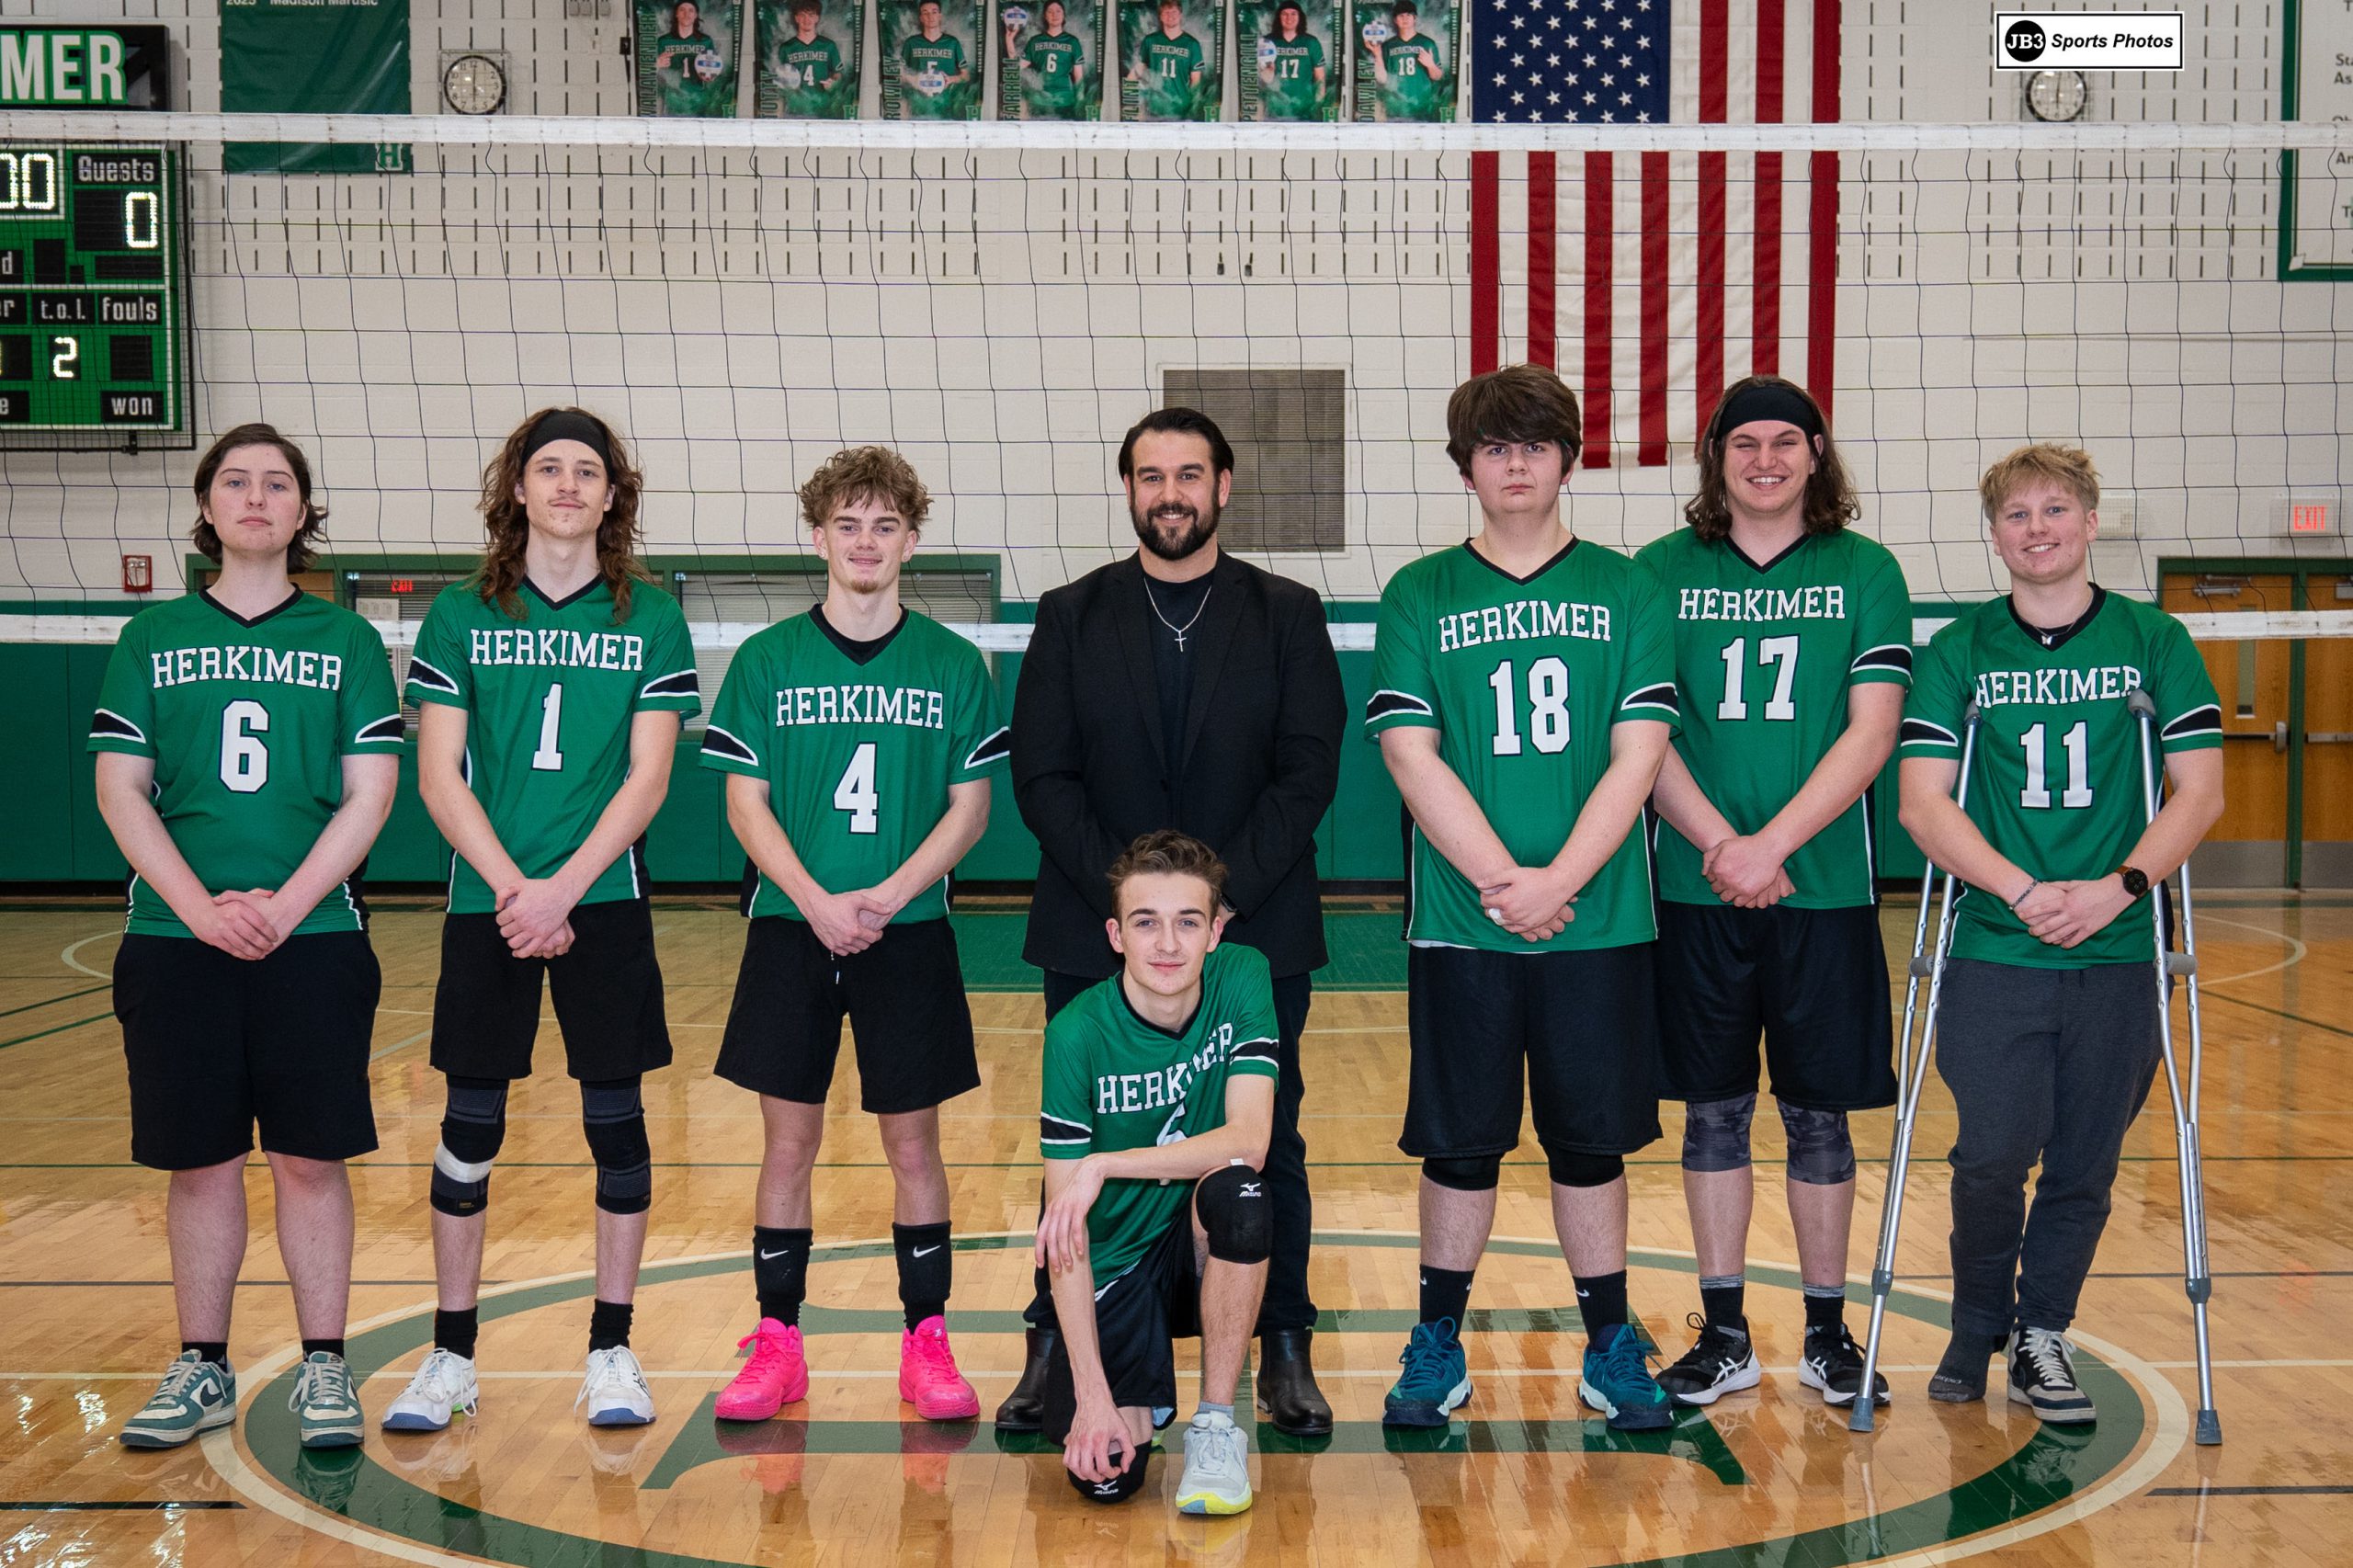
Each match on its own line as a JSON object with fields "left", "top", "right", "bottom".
{"left": 1468, "top": 0, "right": 1842, "bottom": 468}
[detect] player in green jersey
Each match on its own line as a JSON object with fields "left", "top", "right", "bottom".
{"left": 1255, "top": 4, "right": 1326, "bottom": 119}
{"left": 1899, "top": 444, "right": 2222, "bottom": 1420}
{"left": 1636, "top": 377, "right": 1910, "bottom": 1410}
{"left": 1016, "top": 1, "right": 1087, "bottom": 119}
{"left": 776, "top": 0, "right": 846, "bottom": 115}
{"left": 386, "top": 407, "right": 699, "bottom": 1437}
{"left": 95, "top": 425, "right": 403, "bottom": 1453}
{"left": 898, "top": 0, "right": 971, "bottom": 117}
{"left": 651, "top": 0, "right": 727, "bottom": 114}
{"left": 1366, "top": 1, "right": 1445, "bottom": 120}
{"left": 1131, "top": 1, "right": 1205, "bottom": 119}
{"left": 1035, "top": 832, "right": 1277, "bottom": 1513}
{"left": 701, "top": 446, "right": 1010, "bottom": 1427}
{"left": 1365, "top": 364, "right": 1679, "bottom": 1433}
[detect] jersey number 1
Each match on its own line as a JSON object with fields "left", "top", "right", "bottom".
{"left": 835, "top": 742, "right": 880, "bottom": 834}
{"left": 532, "top": 683, "right": 565, "bottom": 772}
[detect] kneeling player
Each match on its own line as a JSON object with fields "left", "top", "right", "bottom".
{"left": 1367, "top": 364, "right": 1679, "bottom": 1433}
{"left": 386, "top": 408, "right": 700, "bottom": 1433}
{"left": 1899, "top": 444, "right": 2222, "bottom": 1420}
{"left": 1035, "top": 832, "right": 1276, "bottom": 1514}
{"left": 702, "top": 447, "right": 1007, "bottom": 1426}
{"left": 97, "top": 425, "right": 404, "bottom": 1450}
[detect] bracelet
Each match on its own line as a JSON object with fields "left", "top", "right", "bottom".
{"left": 2007, "top": 879, "right": 2040, "bottom": 910}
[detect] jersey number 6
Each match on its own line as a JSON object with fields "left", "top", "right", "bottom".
{"left": 220, "top": 699, "right": 270, "bottom": 793}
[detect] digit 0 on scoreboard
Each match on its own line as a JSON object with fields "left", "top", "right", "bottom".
{"left": 0, "top": 142, "right": 190, "bottom": 448}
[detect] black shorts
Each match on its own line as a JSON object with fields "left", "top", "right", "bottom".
{"left": 714, "top": 916, "right": 980, "bottom": 1115}
{"left": 1654, "top": 900, "right": 1898, "bottom": 1110}
{"left": 428, "top": 897, "right": 673, "bottom": 1082}
{"left": 1402, "top": 942, "right": 1662, "bottom": 1158}
{"left": 116, "top": 931, "right": 381, "bottom": 1171}
{"left": 1040, "top": 1203, "right": 1201, "bottom": 1442}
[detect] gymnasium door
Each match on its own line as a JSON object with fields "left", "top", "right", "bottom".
{"left": 2302, "top": 571, "right": 2353, "bottom": 885}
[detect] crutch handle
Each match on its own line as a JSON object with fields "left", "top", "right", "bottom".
{"left": 1907, "top": 954, "right": 1935, "bottom": 978}
{"left": 2165, "top": 951, "right": 2197, "bottom": 977}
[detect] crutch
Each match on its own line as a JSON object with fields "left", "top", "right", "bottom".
{"left": 1850, "top": 699, "right": 1980, "bottom": 1434}
{"left": 2126, "top": 687, "right": 2222, "bottom": 1446}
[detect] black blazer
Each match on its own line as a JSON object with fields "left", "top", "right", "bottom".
{"left": 1012, "top": 552, "right": 1346, "bottom": 980}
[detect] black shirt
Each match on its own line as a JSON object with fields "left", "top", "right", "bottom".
{"left": 1142, "top": 573, "right": 1211, "bottom": 769}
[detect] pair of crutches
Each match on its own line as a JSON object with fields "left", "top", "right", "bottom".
{"left": 1849, "top": 692, "right": 2221, "bottom": 1445}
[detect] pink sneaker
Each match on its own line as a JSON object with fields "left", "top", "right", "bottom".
{"left": 898, "top": 1316, "right": 981, "bottom": 1421}
{"left": 715, "top": 1319, "right": 807, "bottom": 1421}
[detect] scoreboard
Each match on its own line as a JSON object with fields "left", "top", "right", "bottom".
{"left": 0, "top": 142, "right": 190, "bottom": 448}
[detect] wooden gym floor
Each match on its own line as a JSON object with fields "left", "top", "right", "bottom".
{"left": 1, "top": 893, "right": 2346, "bottom": 1567}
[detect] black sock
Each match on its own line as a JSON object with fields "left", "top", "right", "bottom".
{"left": 1803, "top": 1285, "right": 1847, "bottom": 1333}
{"left": 182, "top": 1340, "right": 229, "bottom": 1369}
{"left": 1699, "top": 1275, "right": 1746, "bottom": 1333}
{"left": 588, "top": 1298, "right": 633, "bottom": 1353}
{"left": 434, "top": 1308, "right": 480, "bottom": 1361}
{"left": 1574, "top": 1270, "right": 1630, "bottom": 1346}
{"left": 753, "top": 1226, "right": 813, "bottom": 1327}
{"left": 892, "top": 1221, "right": 953, "bottom": 1332}
{"left": 1417, "top": 1264, "right": 1475, "bottom": 1328}
{"left": 300, "top": 1337, "right": 346, "bottom": 1360}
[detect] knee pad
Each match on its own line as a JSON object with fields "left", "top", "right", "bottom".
{"left": 1779, "top": 1103, "right": 1856, "bottom": 1187}
{"left": 1682, "top": 1093, "right": 1758, "bottom": 1174}
{"left": 430, "top": 1076, "right": 508, "bottom": 1217}
{"left": 1544, "top": 1147, "right": 1624, "bottom": 1188}
{"left": 582, "top": 1077, "right": 653, "bottom": 1216}
{"left": 1065, "top": 1444, "right": 1153, "bottom": 1504}
{"left": 1194, "top": 1162, "right": 1272, "bottom": 1267}
{"left": 1421, "top": 1154, "right": 1502, "bottom": 1192}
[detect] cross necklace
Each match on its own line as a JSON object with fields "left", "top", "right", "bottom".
{"left": 1144, "top": 579, "right": 1211, "bottom": 652}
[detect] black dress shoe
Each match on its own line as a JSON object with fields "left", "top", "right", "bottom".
{"left": 1256, "top": 1327, "right": 1333, "bottom": 1437}
{"left": 993, "top": 1324, "right": 1057, "bottom": 1433}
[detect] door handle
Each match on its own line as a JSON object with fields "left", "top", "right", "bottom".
{"left": 2277, "top": 721, "right": 2290, "bottom": 753}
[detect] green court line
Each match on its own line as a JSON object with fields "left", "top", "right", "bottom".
{"left": 0, "top": 984, "right": 108, "bottom": 1020}
{"left": 0, "top": 1013, "right": 111, "bottom": 1051}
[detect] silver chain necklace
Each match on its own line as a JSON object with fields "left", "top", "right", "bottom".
{"left": 1143, "top": 578, "right": 1211, "bottom": 653}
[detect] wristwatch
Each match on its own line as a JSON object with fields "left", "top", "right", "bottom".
{"left": 2115, "top": 865, "right": 2150, "bottom": 898}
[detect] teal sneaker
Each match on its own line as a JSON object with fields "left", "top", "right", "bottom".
{"left": 290, "top": 1350, "right": 365, "bottom": 1449}
{"left": 120, "top": 1349, "right": 237, "bottom": 1449}
{"left": 1579, "top": 1323, "right": 1674, "bottom": 1433}
{"left": 1382, "top": 1317, "right": 1472, "bottom": 1428}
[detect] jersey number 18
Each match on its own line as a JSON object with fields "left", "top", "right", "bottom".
{"left": 1488, "top": 657, "right": 1571, "bottom": 756}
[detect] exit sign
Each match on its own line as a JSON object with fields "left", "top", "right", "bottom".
{"left": 2278, "top": 494, "right": 2337, "bottom": 536}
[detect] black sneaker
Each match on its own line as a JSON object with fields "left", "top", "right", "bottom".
{"left": 1654, "top": 1313, "right": 1761, "bottom": 1406}
{"left": 1797, "top": 1322, "right": 1892, "bottom": 1408}
{"left": 2007, "top": 1327, "right": 2096, "bottom": 1423}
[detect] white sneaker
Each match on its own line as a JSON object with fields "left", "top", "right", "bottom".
{"left": 1174, "top": 1409, "right": 1253, "bottom": 1515}
{"left": 381, "top": 1347, "right": 480, "bottom": 1433}
{"left": 575, "top": 1346, "right": 656, "bottom": 1427}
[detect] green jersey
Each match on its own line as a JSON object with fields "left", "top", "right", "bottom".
{"left": 652, "top": 28, "right": 727, "bottom": 114}
{"left": 1138, "top": 29, "right": 1204, "bottom": 118}
{"left": 1024, "top": 30, "right": 1086, "bottom": 112}
{"left": 1260, "top": 31, "right": 1324, "bottom": 119}
{"left": 901, "top": 30, "right": 968, "bottom": 116}
{"left": 776, "top": 32, "right": 845, "bottom": 114}
{"left": 1367, "top": 540, "right": 1680, "bottom": 951}
{"left": 1899, "top": 588, "right": 2222, "bottom": 969}
{"left": 1637, "top": 527, "right": 1913, "bottom": 909}
{"left": 1040, "top": 944, "right": 1280, "bottom": 1287}
{"left": 88, "top": 590, "right": 405, "bottom": 938}
{"left": 406, "top": 578, "right": 699, "bottom": 915}
{"left": 699, "top": 608, "right": 1009, "bottom": 923}
{"left": 1378, "top": 32, "right": 1442, "bottom": 118}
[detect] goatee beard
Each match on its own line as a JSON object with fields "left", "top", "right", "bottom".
{"left": 1133, "top": 502, "right": 1219, "bottom": 562}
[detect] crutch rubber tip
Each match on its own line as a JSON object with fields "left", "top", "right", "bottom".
{"left": 2196, "top": 1409, "right": 2222, "bottom": 1446}
{"left": 1847, "top": 1403, "right": 1877, "bottom": 1434}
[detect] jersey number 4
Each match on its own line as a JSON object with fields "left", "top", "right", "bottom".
{"left": 835, "top": 741, "right": 880, "bottom": 834}
{"left": 1488, "top": 657, "right": 1571, "bottom": 756}
{"left": 2018, "top": 720, "right": 2094, "bottom": 809}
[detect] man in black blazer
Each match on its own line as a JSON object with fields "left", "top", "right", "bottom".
{"left": 999, "top": 407, "right": 1346, "bottom": 1437}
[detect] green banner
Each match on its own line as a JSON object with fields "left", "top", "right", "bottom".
{"left": 638, "top": 0, "right": 745, "bottom": 116}
{"left": 998, "top": 0, "right": 1105, "bottom": 120}
{"left": 881, "top": 0, "right": 984, "bottom": 120}
{"left": 220, "top": 0, "right": 410, "bottom": 176}
{"left": 1238, "top": 0, "right": 1337, "bottom": 121}
{"left": 1120, "top": 0, "right": 1224, "bottom": 120}
{"left": 754, "top": 0, "right": 863, "bottom": 117}
{"left": 1353, "top": 0, "right": 1454, "bottom": 122}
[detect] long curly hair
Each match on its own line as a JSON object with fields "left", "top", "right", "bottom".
{"left": 472, "top": 407, "right": 653, "bottom": 621}
{"left": 1682, "top": 375, "right": 1859, "bottom": 543}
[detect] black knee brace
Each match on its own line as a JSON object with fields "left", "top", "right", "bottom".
{"left": 1682, "top": 1092, "right": 1758, "bottom": 1174}
{"left": 582, "top": 1076, "right": 653, "bottom": 1216}
{"left": 1066, "top": 1444, "right": 1154, "bottom": 1504}
{"left": 1194, "top": 1162, "right": 1271, "bottom": 1266}
{"left": 1422, "top": 1153, "right": 1503, "bottom": 1192}
{"left": 429, "top": 1076, "right": 508, "bottom": 1217}
{"left": 1779, "top": 1103, "right": 1856, "bottom": 1187}
{"left": 1544, "top": 1146, "right": 1624, "bottom": 1188}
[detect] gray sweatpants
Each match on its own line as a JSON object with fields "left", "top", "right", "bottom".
{"left": 1935, "top": 958, "right": 2162, "bottom": 1339}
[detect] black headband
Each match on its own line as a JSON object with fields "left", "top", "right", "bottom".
{"left": 522, "top": 410, "right": 614, "bottom": 472}
{"left": 1706, "top": 382, "right": 1823, "bottom": 449}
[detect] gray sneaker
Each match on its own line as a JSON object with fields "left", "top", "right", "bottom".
{"left": 120, "top": 1350, "right": 236, "bottom": 1449}
{"left": 1174, "top": 1409, "right": 1253, "bottom": 1515}
{"left": 290, "top": 1350, "right": 365, "bottom": 1449}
